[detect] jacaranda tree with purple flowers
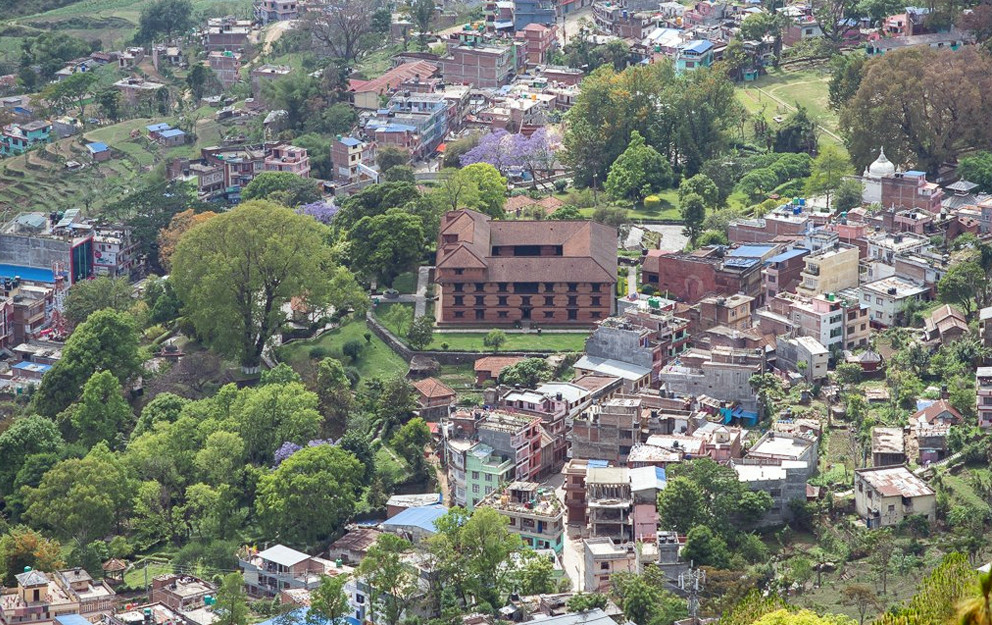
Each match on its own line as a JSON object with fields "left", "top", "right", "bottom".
{"left": 297, "top": 201, "right": 339, "bottom": 225}
{"left": 460, "top": 128, "right": 561, "bottom": 187}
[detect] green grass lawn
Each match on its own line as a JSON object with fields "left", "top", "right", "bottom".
{"left": 391, "top": 271, "right": 419, "bottom": 294}
{"left": 122, "top": 558, "right": 172, "bottom": 591}
{"left": 736, "top": 67, "right": 846, "bottom": 151}
{"left": 429, "top": 331, "right": 588, "bottom": 352}
{"left": 277, "top": 318, "right": 408, "bottom": 380}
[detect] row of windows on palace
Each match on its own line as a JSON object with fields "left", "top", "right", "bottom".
{"left": 448, "top": 280, "right": 610, "bottom": 293}
{"left": 450, "top": 308, "right": 605, "bottom": 320}
{"left": 451, "top": 295, "right": 606, "bottom": 308}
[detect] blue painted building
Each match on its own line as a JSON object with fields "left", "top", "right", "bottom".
{"left": 1, "top": 121, "right": 52, "bottom": 156}
{"left": 675, "top": 39, "right": 715, "bottom": 72}
{"left": 513, "top": 0, "right": 557, "bottom": 30}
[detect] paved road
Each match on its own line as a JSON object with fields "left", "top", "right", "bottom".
{"left": 627, "top": 266, "right": 638, "bottom": 297}
{"left": 415, "top": 266, "right": 431, "bottom": 318}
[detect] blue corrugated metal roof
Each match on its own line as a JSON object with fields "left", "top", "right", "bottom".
{"left": 160, "top": 129, "right": 185, "bottom": 138}
{"left": 682, "top": 39, "right": 714, "bottom": 53}
{"left": 339, "top": 137, "right": 362, "bottom": 147}
{"left": 146, "top": 123, "right": 171, "bottom": 132}
{"left": 55, "top": 616, "right": 92, "bottom": 625}
{"left": 0, "top": 264, "right": 55, "bottom": 283}
{"left": 381, "top": 504, "right": 447, "bottom": 534}
{"left": 765, "top": 248, "right": 809, "bottom": 264}
{"left": 587, "top": 459, "right": 610, "bottom": 468}
{"left": 656, "top": 467, "right": 666, "bottom": 482}
{"left": 729, "top": 244, "right": 775, "bottom": 258}
{"left": 86, "top": 142, "right": 108, "bottom": 152}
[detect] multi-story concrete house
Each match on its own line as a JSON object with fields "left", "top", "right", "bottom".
{"left": 513, "top": 0, "right": 557, "bottom": 30}
{"left": 880, "top": 170, "right": 944, "bottom": 213}
{"left": 435, "top": 210, "right": 617, "bottom": 325}
{"left": 255, "top": 0, "right": 299, "bottom": 23}
{"left": 330, "top": 136, "right": 377, "bottom": 185}
{"left": 860, "top": 275, "right": 928, "bottom": 327}
{"left": 866, "top": 232, "right": 930, "bottom": 265}
{"left": 463, "top": 442, "right": 515, "bottom": 509}
{"left": 365, "top": 93, "right": 450, "bottom": 159}
{"left": 796, "top": 242, "right": 860, "bottom": 297}
{"left": 1, "top": 121, "right": 52, "bottom": 156}
{"left": 762, "top": 248, "right": 809, "bottom": 299}
{"left": 238, "top": 545, "right": 326, "bottom": 597}
{"left": 765, "top": 291, "right": 869, "bottom": 352}
{"left": 440, "top": 43, "right": 519, "bottom": 88}
{"left": 149, "top": 575, "right": 216, "bottom": 612}
{"left": 642, "top": 247, "right": 765, "bottom": 304}
{"left": 977, "top": 367, "right": 992, "bottom": 428}
{"left": 582, "top": 538, "right": 637, "bottom": 592}
{"left": 731, "top": 458, "right": 809, "bottom": 526}
{"left": 515, "top": 23, "right": 557, "bottom": 65}
{"left": 586, "top": 467, "right": 633, "bottom": 541}
{"left": 480, "top": 482, "right": 564, "bottom": 552}
{"left": 207, "top": 51, "right": 243, "bottom": 88}
{"left": 263, "top": 144, "right": 310, "bottom": 178}
{"left": 695, "top": 294, "right": 754, "bottom": 334}
{"left": 854, "top": 465, "right": 936, "bottom": 528}
{"left": 202, "top": 17, "right": 251, "bottom": 52}
{"left": 570, "top": 397, "right": 642, "bottom": 465}
{"left": 659, "top": 346, "right": 765, "bottom": 412}
{"left": 775, "top": 335, "right": 829, "bottom": 382}
{"left": 477, "top": 410, "right": 544, "bottom": 482}
{"left": 0, "top": 568, "right": 115, "bottom": 625}
{"left": 748, "top": 430, "right": 819, "bottom": 479}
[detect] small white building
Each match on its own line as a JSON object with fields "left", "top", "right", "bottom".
{"left": 862, "top": 146, "right": 895, "bottom": 204}
{"left": 860, "top": 276, "right": 928, "bottom": 327}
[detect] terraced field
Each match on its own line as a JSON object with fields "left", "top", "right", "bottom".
{"left": 0, "top": 110, "right": 225, "bottom": 215}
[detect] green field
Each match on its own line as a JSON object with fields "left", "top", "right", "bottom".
{"left": 736, "top": 67, "right": 846, "bottom": 151}
{"left": 276, "top": 318, "right": 409, "bottom": 380}
{"left": 428, "top": 331, "right": 588, "bottom": 352}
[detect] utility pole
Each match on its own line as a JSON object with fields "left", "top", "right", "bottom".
{"left": 678, "top": 562, "right": 706, "bottom": 625}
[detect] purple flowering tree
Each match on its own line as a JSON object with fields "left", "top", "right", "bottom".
{"left": 461, "top": 128, "right": 561, "bottom": 186}
{"left": 297, "top": 201, "right": 339, "bottom": 225}
{"left": 460, "top": 129, "right": 521, "bottom": 174}
{"left": 273, "top": 438, "right": 336, "bottom": 465}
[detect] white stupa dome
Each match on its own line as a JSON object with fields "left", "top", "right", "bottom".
{"left": 867, "top": 147, "right": 895, "bottom": 177}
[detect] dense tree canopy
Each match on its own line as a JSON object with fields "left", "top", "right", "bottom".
{"left": 564, "top": 63, "right": 738, "bottom": 186}
{"left": 171, "top": 201, "right": 366, "bottom": 370}
{"left": 134, "top": 0, "right": 196, "bottom": 44}
{"left": 840, "top": 47, "right": 992, "bottom": 173}
{"left": 35, "top": 309, "right": 141, "bottom": 418}
{"left": 255, "top": 445, "right": 364, "bottom": 545}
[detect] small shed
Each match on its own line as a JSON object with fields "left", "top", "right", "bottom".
{"left": 85, "top": 141, "right": 111, "bottom": 162}
{"left": 157, "top": 128, "right": 187, "bottom": 147}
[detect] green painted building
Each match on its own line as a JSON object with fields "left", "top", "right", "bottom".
{"left": 465, "top": 443, "right": 515, "bottom": 510}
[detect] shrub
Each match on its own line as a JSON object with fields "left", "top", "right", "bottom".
{"left": 342, "top": 340, "right": 363, "bottom": 362}
{"left": 640, "top": 285, "right": 658, "bottom": 295}
{"left": 309, "top": 346, "right": 328, "bottom": 360}
{"left": 643, "top": 195, "right": 661, "bottom": 210}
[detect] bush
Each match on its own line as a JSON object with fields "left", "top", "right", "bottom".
{"left": 640, "top": 284, "right": 658, "bottom": 295}
{"left": 342, "top": 340, "right": 363, "bottom": 362}
{"left": 554, "top": 179, "right": 568, "bottom": 193}
{"left": 643, "top": 195, "right": 661, "bottom": 210}
{"left": 309, "top": 346, "right": 328, "bottom": 360}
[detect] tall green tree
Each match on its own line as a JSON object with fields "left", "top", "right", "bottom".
{"left": 679, "top": 193, "right": 706, "bottom": 245}
{"left": 0, "top": 416, "right": 63, "bottom": 498}
{"left": 41, "top": 71, "right": 97, "bottom": 116}
{"left": 346, "top": 211, "right": 425, "bottom": 286}
{"left": 63, "top": 276, "right": 133, "bottom": 328}
{"left": 805, "top": 145, "right": 853, "bottom": 209}
{"left": 255, "top": 445, "right": 364, "bottom": 545}
{"left": 840, "top": 47, "right": 992, "bottom": 174}
{"left": 34, "top": 309, "right": 140, "bottom": 417}
{"left": 310, "top": 574, "right": 352, "bottom": 625}
{"left": 23, "top": 443, "right": 136, "bottom": 543}
{"left": 357, "top": 534, "right": 418, "bottom": 625}
{"left": 231, "top": 382, "right": 323, "bottom": 463}
{"left": 605, "top": 130, "right": 673, "bottom": 203}
{"left": 215, "top": 572, "right": 249, "bottom": 625}
{"left": 69, "top": 371, "right": 133, "bottom": 449}
{"left": 241, "top": 172, "right": 322, "bottom": 207}
{"left": 135, "top": 0, "right": 196, "bottom": 43}
{"left": 171, "top": 201, "right": 366, "bottom": 371}
{"left": 938, "top": 260, "right": 987, "bottom": 318}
